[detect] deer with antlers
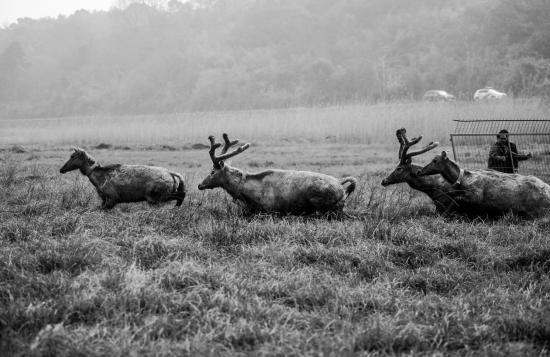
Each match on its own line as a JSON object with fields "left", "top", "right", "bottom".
{"left": 198, "top": 133, "right": 358, "bottom": 215}
{"left": 381, "top": 128, "right": 466, "bottom": 214}
{"left": 419, "top": 151, "right": 550, "bottom": 217}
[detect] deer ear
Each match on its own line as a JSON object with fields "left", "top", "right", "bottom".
{"left": 441, "top": 151, "right": 447, "bottom": 158}
{"left": 219, "top": 160, "right": 225, "bottom": 168}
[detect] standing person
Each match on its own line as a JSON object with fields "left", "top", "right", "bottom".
{"left": 488, "top": 129, "right": 531, "bottom": 173}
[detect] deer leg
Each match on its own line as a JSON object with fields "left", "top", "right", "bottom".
{"left": 174, "top": 191, "right": 185, "bottom": 207}
{"left": 145, "top": 197, "right": 162, "bottom": 206}
{"left": 308, "top": 190, "right": 341, "bottom": 214}
{"left": 327, "top": 200, "right": 354, "bottom": 219}
{"left": 145, "top": 183, "right": 166, "bottom": 205}
{"left": 97, "top": 192, "right": 115, "bottom": 209}
{"left": 102, "top": 197, "right": 117, "bottom": 209}
{"left": 98, "top": 193, "right": 107, "bottom": 208}
{"left": 97, "top": 185, "right": 119, "bottom": 209}
{"left": 315, "top": 182, "right": 346, "bottom": 212}
{"left": 173, "top": 181, "right": 186, "bottom": 207}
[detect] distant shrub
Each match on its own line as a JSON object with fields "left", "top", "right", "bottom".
{"left": 160, "top": 144, "right": 177, "bottom": 151}
{"left": 10, "top": 145, "right": 26, "bottom": 153}
{"left": 192, "top": 143, "right": 210, "bottom": 150}
{"left": 94, "top": 143, "right": 112, "bottom": 149}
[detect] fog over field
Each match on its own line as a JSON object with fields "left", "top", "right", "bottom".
{"left": 2, "top": 0, "right": 550, "bottom": 117}
{"left": 1, "top": 1, "right": 550, "bottom": 356}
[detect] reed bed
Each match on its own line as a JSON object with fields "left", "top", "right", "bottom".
{"left": 2, "top": 99, "right": 547, "bottom": 147}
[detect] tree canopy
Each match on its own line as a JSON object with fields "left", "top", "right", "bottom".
{"left": 1, "top": 0, "right": 549, "bottom": 118}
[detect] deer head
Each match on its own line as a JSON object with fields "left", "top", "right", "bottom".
{"left": 419, "top": 151, "right": 451, "bottom": 177}
{"left": 197, "top": 133, "right": 250, "bottom": 190}
{"left": 60, "top": 148, "right": 96, "bottom": 174}
{"left": 381, "top": 128, "right": 439, "bottom": 186}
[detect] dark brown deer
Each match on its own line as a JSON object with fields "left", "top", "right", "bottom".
{"left": 419, "top": 151, "right": 550, "bottom": 217}
{"left": 198, "top": 133, "right": 357, "bottom": 215}
{"left": 60, "top": 148, "right": 186, "bottom": 209}
{"left": 381, "top": 128, "right": 465, "bottom": 213}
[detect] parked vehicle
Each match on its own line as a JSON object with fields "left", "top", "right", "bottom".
{"left": 473, "top": 87, "right": 507, "bottom": 100}
{"left": 423, "top": 90, "right": 456, "bottom": 102}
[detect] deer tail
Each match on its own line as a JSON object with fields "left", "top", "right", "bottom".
{"left": 340, "top": 177, "right": 357, "bottom": 200}
{"left": 169, "top": 173, "right": 186, "bottom": 206}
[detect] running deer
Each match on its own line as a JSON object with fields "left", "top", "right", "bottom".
{"left": 419, "top": 151, "right": 550, "bottom": 217}
{"left": 381, "top": 128, "right": 464, "bottom": 213}
{"left": 60, "top": 148, "right": 186, "bottom": 209}
{"left": 197, "top": 133, "right": 357, "bottom": 215}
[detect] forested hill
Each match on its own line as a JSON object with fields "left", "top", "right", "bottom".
{"left": 1, "top": 0, "right": 549, "bottom": 118}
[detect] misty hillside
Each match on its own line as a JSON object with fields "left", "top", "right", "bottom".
{"left": 1, "top": 0, "right": 550, "bottom": 118}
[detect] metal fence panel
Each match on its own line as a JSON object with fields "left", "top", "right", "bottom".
{"left": 450, "top": 119, "right": 550, "bottom": 182}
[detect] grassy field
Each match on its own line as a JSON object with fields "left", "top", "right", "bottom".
{"left": 1, "top": 101, "right": 550, "bottom": 356}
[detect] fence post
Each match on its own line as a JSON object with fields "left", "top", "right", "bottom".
{"left": 450, "top": 134, "right": 457, "bottom": 162}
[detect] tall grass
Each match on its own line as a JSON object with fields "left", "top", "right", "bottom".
{"left": 1, "top": 147, "right": 549, "bottom": 356}
{"left": 1, "top": 99, "right": 548, "bottom": 147}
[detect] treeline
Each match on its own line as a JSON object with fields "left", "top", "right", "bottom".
{"left": 1, "top": 0, "right": 550, "bottom": 118}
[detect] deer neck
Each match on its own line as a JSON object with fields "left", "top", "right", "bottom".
{"left": 441, "top": 160, "right": 464, "bottom": 185}
{"left": 407, "top": 164, "right": 438, "bottom": 191}
{"left": 80, "top": 161, "right": 99, "bottom": 177}
{"left": 221, "top": 166, "right": 248, "bottom": 200}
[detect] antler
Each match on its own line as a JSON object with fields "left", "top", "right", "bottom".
{"left": 396, "top": 129, "right": 405, "bottom": 161}
{"left": 208, "top": 134, "right": 250, "bottom": 168}
{"left": 221, "top": 133, "right": 240, "bottom": 154}
{"left": 396, "top": 128, "right": 438, "bottom": 164}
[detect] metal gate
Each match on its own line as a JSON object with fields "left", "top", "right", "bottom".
{"left": 450, "top": 119, "right": 550, "bottom": 182}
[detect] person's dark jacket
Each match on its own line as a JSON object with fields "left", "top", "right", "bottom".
{"left": 488, "top": 141, "right": 529, "bottom": 173}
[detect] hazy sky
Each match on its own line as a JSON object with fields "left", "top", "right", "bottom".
{"left": 0, "top": 0, "right": 114, "bottom": 27}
